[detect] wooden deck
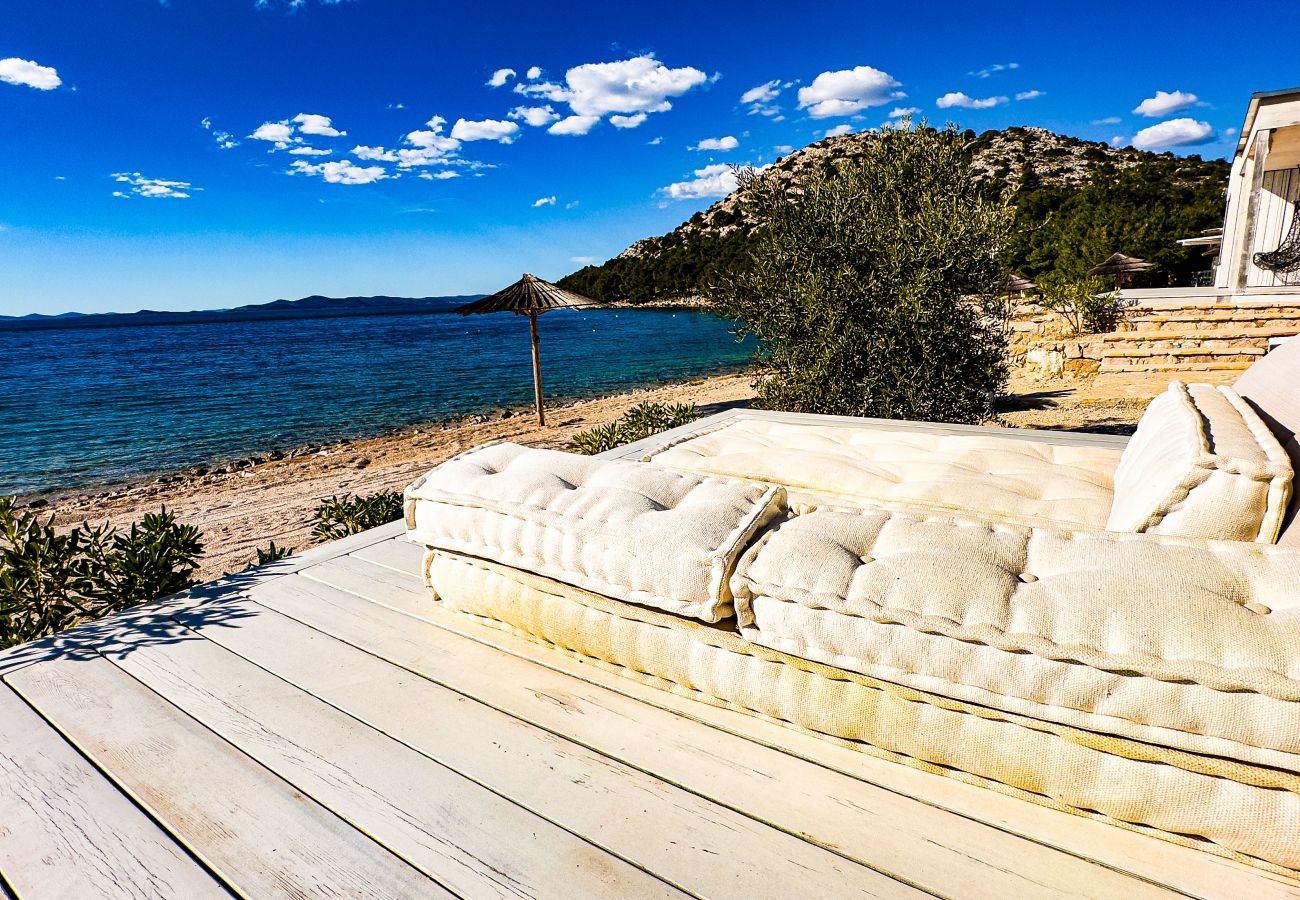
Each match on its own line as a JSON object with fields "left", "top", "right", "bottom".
{"left": 2, "top": 412, "right": 1298, "bottom": 898}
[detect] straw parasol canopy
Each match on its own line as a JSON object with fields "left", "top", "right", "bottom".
{"left": 454, "top": 274, "right": 600, "bottom": 426}
{"left": 1002, "top": 273, "right": 1038, "bottom": 294}
{"left": 1089, "top": 253, "right": 1155, "bottom": 277}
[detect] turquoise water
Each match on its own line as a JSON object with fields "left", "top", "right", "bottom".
{"left": 0, "top": 305, "right": 750, "bottom": 496}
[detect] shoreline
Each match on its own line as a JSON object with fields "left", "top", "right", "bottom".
{"left": 36, "top": 372, "right": 758, "bottom": 584}
{"left": 23, "top": 368, "right": 1194, "bottom": 586}
{"left": 13, "top": 358, "right": 749, "bottom": 506}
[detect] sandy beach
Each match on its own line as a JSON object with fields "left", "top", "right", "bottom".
{"left": 31, "top": 368, "right": 1216, "bottom": 584}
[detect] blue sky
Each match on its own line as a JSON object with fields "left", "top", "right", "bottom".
{"left": 2, "top": 0, "right": 1298, "bottom": 316}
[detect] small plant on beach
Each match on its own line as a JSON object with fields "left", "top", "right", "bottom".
{"left": 1037, "top": 275, "right": 1131, "bottom": 334}
{"left": 254, "top": 541, "right": 295, "bottom": 565}
{"left": 710, "top": 123, "right": 1013, "bottom": 424}
{"left": 568, "top": 402, "right": 699, "bottom": 455}
{"left": 311, "top": 490, "right": 404, "bottom": 541}
{"left": 0, "top": 497, "right": 203, "bottom": 650}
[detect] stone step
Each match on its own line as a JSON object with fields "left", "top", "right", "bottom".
{"left": 1101, "top": 345, "right": 1266, "bottom": 359}
{"left": 1105, "top": 327, "right": 1300, "bottom": 341}
{"left": 1126, "top": 311, "right": 1300, "bottom": 324}
{"left": 1099, "top": 359, "right": 1255, "bottom": 374}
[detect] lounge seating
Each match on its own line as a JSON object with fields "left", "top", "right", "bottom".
{"left": 405, "top": 337, "right": 1300, "bottom": 875}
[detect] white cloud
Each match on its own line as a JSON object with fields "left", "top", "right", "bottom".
{"left": 740, "top": 80, "right": 781, "bottom": 105}
{"left": 936, "top": 92, "right": 1007, "bottom": 109}
{"left": 888, "top": 106, "right": 920, "bottom": 118}
{"left": 741, "top": 79, "right": 784, "bottom": 116}
{"left": 647, "top": 136, "right": 663, "bottom": 145}
{"left": 691, "top": 135, "right": 738, "bottom": 151}
{"left": 450, "top": 118, "right": 519, "bottom": 143}
{"left": 487, "top": 68, "right": 516, "bottom": 88}
{"left": 797, "top": 66, "right": 903, "bottom": 118}
{"left": 548, "top": 114, "right": 599, "bottom": 136}
{"left": 526, "top": 66, "right": 542, "bottom": 80}
{"left": 249, "top": 120, "right": 295, "bottom": 145}
{"left": 351, "top": 145, "right": 398, "bottom": 161}
{"left": 0, "top": 57, "right": 61, "bottom": 90}
{"left": 404, "top": 116, "right": 461, "bottom": 158}
{"left": 111, "top": 172, "right": 198, "bottom": 199}
{"left": 968, "top": 62, "right": 1018, "bottom": 79}
{"left": 1015, "top": 90, "right": 1044, "bottom": 101}
{"left": 517, "top": 54, "right": 708, "bottom": 132}
{"left": 610, "top": 112, "right": 647, "bottom": 128}
{"left": 289, "top": 146, "right": 332, "bottom": 156}
{"left": 565, "top": 200, "right": 579, "bottom": 209}
{"left": 1092, "top": 116, "right": 1122, "bottom": 125}
{"left": 1131, "top": 117, "right": 1214, "bottom": 150}
{"left": 571, "top": 255, "right": 597, "bottom": 265}
{"left": 200, "top": 116, "right": 239, "bottom": 149}
{"left": 1133, "top": 90, "right": 1199, "bottom": 118}
{"left": 289, "top": 159, "right": 390, "bottom": 184}
{"left": 661, "top": 163, "right": 768, "bottom": 200}
{"left": 822, "top": 124, "right": 853, "bottom": 138}
{"left": 292, "top": 113, "right": 345, "bottom": 136}
{"left": 773, "top": 144, "right": 794, "bottom": 154}
{"left": 564, "top": 55, "right": 708, "bottom": 117}
{"left": 1109, "top": 135, "right": 1128, "bottom": 147}
{"left": 418, "top": 171, "right": 460, "bottom": 180}
{"left": 533, "top": 195, "right": 556, "bottom": 207}
{"left": 509, "top": 105, "right": 560, "bottom": 127}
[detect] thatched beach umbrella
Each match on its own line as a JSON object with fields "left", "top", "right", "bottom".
{"left": 1090, "top": 252, "right": 1155, "bottom": 289}
{"left": 1002, "top": 273, "right": 1038, "bottom": 294}
{"left": 454, "top": 274, "right": 599, "bottom": 426}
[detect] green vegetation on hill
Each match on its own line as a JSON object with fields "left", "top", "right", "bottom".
{"left": 711, "top": 125, "right": 1011, "bottom": 423}
{"left": 558, "top": 126, "right": 1229, "bottom": 302}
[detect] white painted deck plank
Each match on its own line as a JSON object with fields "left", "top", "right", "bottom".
{"left": 207, "top": 579, "right": 926, "bottom": 900}
{"left": 95, "top": 617, "right": 682, "bottom": 900}
{"left": 4, "top": 654, "right": 447, "bottom": 900}
{"left": 0, "top": 686, "right": 228, "bottom": 900}
{"left": 292, "top": 553, "right": 1187, "bottom": 900}
{"left": 354, "top": 535, "right": 1300, "bottom": 900}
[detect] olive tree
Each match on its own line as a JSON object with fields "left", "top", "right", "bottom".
{"left": 711, "top": 124, "right": 1013, "bottom": 423}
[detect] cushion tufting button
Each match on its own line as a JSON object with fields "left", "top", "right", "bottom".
{"left": 1018, "top": 573, "right": 1039, "bottom": 583}
{"left": 1245, "top": 602, "right": 1272, "bottom": 615}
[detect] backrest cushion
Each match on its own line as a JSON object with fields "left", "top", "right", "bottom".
{"left": 1235, "top": 336, "right": 1300, "bottom": 545}
{"left": 1106, "top": 381, "right": 1293, "bottom": 542}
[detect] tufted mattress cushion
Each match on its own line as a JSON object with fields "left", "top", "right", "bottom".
{"left": 1106, "top": 382, "right": 1293, "bottom": 543}
{"left": 644, "top": 419, "right": 1123, "bottom": 530}
{"left": 730, "top": 503, "right": 1300, "bottom": 774}
{"left": 426, "top": 547, "right": 1300, "bottom": 874}
{"left": 404, "top": 442, "right": 785, "bottom": 622}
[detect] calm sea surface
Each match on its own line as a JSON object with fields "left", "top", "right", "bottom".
{"left": 0, "top": 305, "right": 750, "bottom": 496}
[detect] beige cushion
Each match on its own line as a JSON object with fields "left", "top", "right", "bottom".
{"left": 1106, "top": 382, "right": 1292, "bottom": 542}
{"left": 730, "top": 503, "right": 1300, "bottom": 775}
{"left": 404, "top": 442, "right": 785, "bottom": 622}
{"left": 427, "top": 547, "right": 1300, "bottom": 873}
{"left": 1236, "top": 336, "right": 1300, "bottom": 545}
{"left": 646, "top": 419, "right": 1123, "bottom": 530}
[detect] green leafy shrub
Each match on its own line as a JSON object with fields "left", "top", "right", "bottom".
{"left": 1038, "top": 276, "right": 1131, "bottom": 334}
{"left": 255, "top": 541, "right": 295, "bottom": 565}
{"left": 568, "top": 402, "right": 699, "bottom": 455}
{"left": 0, "top": 496, "right": 203, "bottom": 650}
{"left": 311, "top": 490, "right": 403, "bottom": 541}
{"left": 711, "top": 125, "right": 1013, "bottom": 423}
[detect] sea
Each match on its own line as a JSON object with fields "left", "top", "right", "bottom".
{"left": 0, "top": 303, "right": 750, "bottom": 497}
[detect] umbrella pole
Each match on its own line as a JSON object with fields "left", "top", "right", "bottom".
{"left": 529, "top": 312, "right": 545, "bottom": 426}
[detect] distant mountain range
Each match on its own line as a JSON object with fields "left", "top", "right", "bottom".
{"left": 0, "top": 294, "right": 486, "bottom": 332}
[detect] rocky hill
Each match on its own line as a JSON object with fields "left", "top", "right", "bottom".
{"left": 560, "top": 126, "right": 1228, "bottom": 302}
